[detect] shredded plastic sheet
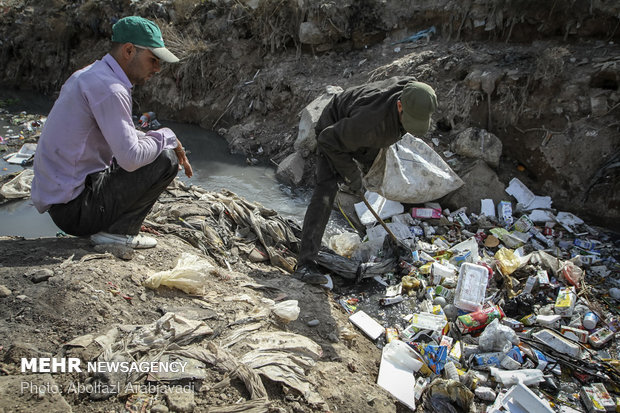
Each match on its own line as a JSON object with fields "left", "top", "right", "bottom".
{"left": 363, "top": 133, "right": 464, "bottom": 203}
{"left": 0, "top": 169, "right": 34, "bottom": 199}
{"left": 144, "top": 253, "right": 230, "bottom": 295}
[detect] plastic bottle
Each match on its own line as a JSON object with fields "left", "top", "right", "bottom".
{"left": 383, "top": 340, "right": 423, "bottom": 372}
{"left": 582, "top": 312, "right": 599, "bottom": 330}
{"left": 139, "top": 111, "right": 156, "bottom": 128}
{"left": 444, "top": 361, "right": 459, "bottom": 381}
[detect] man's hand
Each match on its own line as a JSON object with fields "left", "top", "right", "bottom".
{"left": 343, "top": 175, "right": 365, "bottom": 198}
{"left": 174, "top": 138, "right": 193, "bottom": 178}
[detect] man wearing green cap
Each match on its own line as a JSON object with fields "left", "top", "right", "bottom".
{"left": 32, "top": 16, "right": 191, "bottom": 249}
{"left": 294, "top": 76, "right": 437, "bottom": 284}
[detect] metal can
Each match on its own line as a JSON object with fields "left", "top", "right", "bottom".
{"left": 385, "top": 327, "right": 399, "bottom": 343}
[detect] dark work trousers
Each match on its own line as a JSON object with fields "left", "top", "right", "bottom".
{"left": 49, "top": 149, "right": 178, "bottom": 236}
{"left": 297, "top": 153, "right": 341, "bottom": 268}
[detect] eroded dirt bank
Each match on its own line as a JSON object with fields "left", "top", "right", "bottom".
{"left": 0, "top": 0, "right": 619, "bottom": 226}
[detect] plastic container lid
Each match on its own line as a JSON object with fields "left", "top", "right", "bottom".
{"left": 454, "top": 262, "right": 489, "bottom": 312}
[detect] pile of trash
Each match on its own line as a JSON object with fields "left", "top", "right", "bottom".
{"left": 319, "top": 178, "right": 620, "bottom": 412}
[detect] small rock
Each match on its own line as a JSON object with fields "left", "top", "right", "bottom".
{"left": 610, "top": 288, "right": 620, "bottom": 300}
{"left": 432, "top": 296, "right": 447, "bottom": 307}
{"left": 16, "top": 295, "right": 28, "bottom": 300}
{"left": 0, "top": 284, "right": 11, "bottom": 297}
{"left": 30, "top": 268, "right": 54, "bottom": 283}
{"left": 151, "top": 404, "right": 169, "bottom": 413}
{"left": 307, "top": 319, "right": 320, "bottom": 327}
{"left": 165, "top": 390, "right": 195, "bottom": 413}
{"left": 94, "top": 244, "right": 135, "bottom": 260}
{"left": 327, "top": 333, "right": 339, "bottom": 343}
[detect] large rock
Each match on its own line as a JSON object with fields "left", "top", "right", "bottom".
{"left": 294, "top": 86, "right": 343, "bottom": 157}
{"left": 451, "top": 127, "right": 502, "bottom": 168}
{"left": 441, "top": 159, "right": 506, "bottom": 214}
{"left": 299, "top": 21, "right": 327, "bottom": 45}
{"left": 275, "top": 151, "right": 306, "bottom": 186}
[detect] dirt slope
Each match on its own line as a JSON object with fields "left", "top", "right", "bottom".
{"left": 0, "top": 0, "right": 619, "bottom": 226}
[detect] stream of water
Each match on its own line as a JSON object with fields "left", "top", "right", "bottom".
{"left": 0, "top": 115, "right": 312, "bottom": 237}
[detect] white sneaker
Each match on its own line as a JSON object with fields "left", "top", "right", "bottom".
{"left": 90, "top": 231, "right": 157, "bottom": 249}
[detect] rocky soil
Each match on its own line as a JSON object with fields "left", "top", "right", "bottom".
{"left": 1, "top": 1, "right": 620, "bottom": 412}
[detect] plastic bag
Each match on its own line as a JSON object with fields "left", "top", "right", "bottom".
{"left": 478, "top": 319, "right": 519, "bottom": 352}
{"left": 0, "top": 169, "right": 34, "bottom": 199}
{"left": 271, "top": 300, "right": 300, "bottom": 322}
{"left": 494, "top": 248, "right": 520, "bottom": 276}
{"left": 328, "top": 232, "right": 361, "bottom": 258}
{"left": 363, "top": 133, "right": 464, "bottom": 203}
{"left": 143, "top": 253, "right": 224, "bottom": 295}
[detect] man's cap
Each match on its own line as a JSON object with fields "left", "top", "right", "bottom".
{"left": 400, "top": 81, "right": 437, "bottom": 136}
{"left": 112, "top": 16, "right": 179, "bottom": 63}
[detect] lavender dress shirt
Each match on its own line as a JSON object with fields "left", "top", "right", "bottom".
{"left": 32, "top": 53, "right": 178, "bottom": 213}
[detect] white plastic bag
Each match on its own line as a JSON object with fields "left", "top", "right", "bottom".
{"left": 328, "top": 232, "right": 361, "bottom": 258}
{"left": 0, "top": 169, "right": 34, "bottom": 199}
{"left": 271, "top": 300, "right": 300, "bottom": 322}
{"left": 363, "top": 133, "right": 463, "bottom": 203}
{"left": 144, "top": 253, "right": 225, "bottom": 295}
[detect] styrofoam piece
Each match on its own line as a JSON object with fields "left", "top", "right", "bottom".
{"left": 528, "top": 195, "right": 552, "bottom": 210}
{"left": 505, "top": 178, "right": 552, "bottom": 211}
{"left": 488, "top": 367, "right": 544, "bottom": 387}
{"left": 431, "top": 262, "right": 456, "bottom": 285}
{"left": 453, "top": 263, "right": 489, "bottom": 312}
{"left": 506, "top": 178, "right": 536, "bottom": 207}
{"left": 6, "top": 143, "right": 37, "bottom": 164}
{"left": 354, "top": 191, "right": 404, "bottom": 226}
{"left": 555, "top": 211, "right": 584, "bottom": 233}
{"left": 532, "top": 329, "right": 581, "bottom": 358}
{"left": 480, "top": 199, "right": 496, "bottom": 217}
{"left": 349, "top": 310, "right": 384, "bottom": 340}
{"left": 529, "top": 209, "right": 556, "bottom": 223}
{"left": 488, "top": 381, "right": 554, "bottom": 413}
{"left": 382, "top": 340, "right": 424, "bottom": 372}
{"left": 366, "top": 221, "right": 413, "bottom": 243}
{"left": 377, "top": 342, "right": 418, "bottom": 410}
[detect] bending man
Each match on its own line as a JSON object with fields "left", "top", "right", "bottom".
{"left": 295, "top": 77, "right": 437, "bottom": 284}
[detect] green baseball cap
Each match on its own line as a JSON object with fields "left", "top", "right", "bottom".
{"left": 400, "top": 81, "right": 437, "bottom": 136}
{"left": 112, "top": 16, "right": 179, "bottom": 63}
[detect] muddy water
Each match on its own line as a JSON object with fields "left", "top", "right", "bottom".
{"left": 0, "top": 118, "right": 314, "bottom": 237}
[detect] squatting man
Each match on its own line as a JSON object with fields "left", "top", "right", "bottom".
{"left": 32, "top": 16, "right": 192, "bottom": 249}
{"left": 294, "top": 77, "right": 437, "bottom": 284}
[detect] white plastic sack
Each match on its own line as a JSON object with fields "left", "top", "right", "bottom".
{"left": 0, "top": 169, "right": 34, "bottom": 199}
{"left": 363, "top": 133, "right": 463, "bottom": 203}
{"left": 354, "top": 191, "right": 404, "bottom": 225}
{"left": 144, "top": 253, "right": 225, "bottom": 295}
{"left": 271, "top": 300, "right": 300, "bottom": 322}
{"left": 328, "top": 232, "right": 361, "bottom": 258}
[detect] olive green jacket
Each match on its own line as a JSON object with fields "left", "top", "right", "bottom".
{"left": 315, "top": 76, "right": 413, "bottom": 189}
